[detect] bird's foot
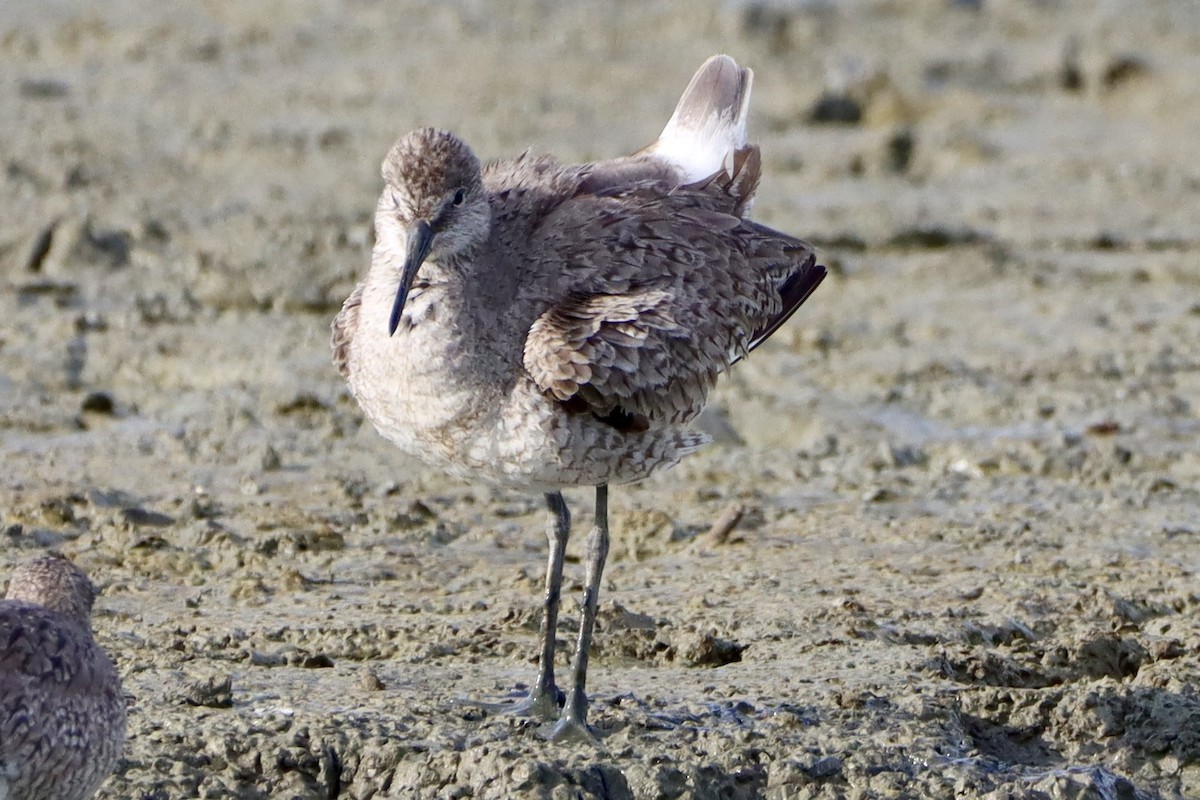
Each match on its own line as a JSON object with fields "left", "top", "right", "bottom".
{"left": 545, "top": 714, "right": 599, "bottom": 745}
{"left": 545, "top": 690, "right": 600, "bottom": 744}
{"left": 455, "top": 685, "right": 563, "bottom": 722}
{"left": 509, "top": 687, "right": 564, "bottom": 720}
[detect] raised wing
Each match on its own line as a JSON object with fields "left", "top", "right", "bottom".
{"left": 523, "top": 150, "right": 824, "bottom": 427}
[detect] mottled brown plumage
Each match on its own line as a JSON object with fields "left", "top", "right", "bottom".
{"left": 333, "top": 54, "right": 825, "bottom": 740}
{"left": 0, "top": 557, "right": 126, "bottom": 800}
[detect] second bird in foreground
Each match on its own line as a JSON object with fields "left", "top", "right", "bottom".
{"left": 0, "top": 557, "right": 126, "bottom": 800}
{"left": 333, "top": 54, "right": 826, "bottom": 741}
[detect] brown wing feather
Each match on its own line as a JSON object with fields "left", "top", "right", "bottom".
{"left": 524, "top": 288, "right": 716, "bottom": 424}
{"left": 331, "top": 282, "right": 364, "bottom": 379}
{"left": 523, "top": 146, "right": 818, "bottom": 425}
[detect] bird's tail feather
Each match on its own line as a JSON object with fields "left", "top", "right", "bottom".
{"left": 642, "top": 54, "right": 754, "bottom": 184}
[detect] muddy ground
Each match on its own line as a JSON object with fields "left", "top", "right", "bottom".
{"left": 2, "top": 1, "right": 1199, "bottom": 798}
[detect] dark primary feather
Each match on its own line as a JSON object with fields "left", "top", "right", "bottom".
{"left": 743, "top": 225, "right": 825, "bottom": 356}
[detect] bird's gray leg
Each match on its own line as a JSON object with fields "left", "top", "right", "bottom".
{"left": 549, "top": 484, "right": 609, "bottom": 742}
{"left": 521, "top": 491, "right": 570, "bottom": 719}
{"left": 459, "top": 492, "right": 567, "bottom": 719}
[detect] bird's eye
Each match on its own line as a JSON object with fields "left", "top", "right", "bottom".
{"left": 451, "top": 188, "right": 466, "bottom": 206}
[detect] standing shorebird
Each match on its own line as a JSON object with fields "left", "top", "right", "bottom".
{"left": 333, "top": 54, "right": 825, "bottom": 741}
{"left": 0, "top": 556, "right": 126, "bottom": 799}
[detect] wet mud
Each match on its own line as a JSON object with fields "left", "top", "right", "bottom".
{"left": 2, "top": 1, "right": 1199, "bottom": 798}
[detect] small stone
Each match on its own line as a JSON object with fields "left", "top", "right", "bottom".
{"left": 120, "top": 507, "right": 174, "bottom": 527}
{"left": 808, "top": 93, "right": 862, "bottom": 124}
{"left": 178, "top": 672, "right": 234, "bottom": 708}
{"left": 359, "top": 669, "right": 385, "bottom": 691}
{"left": 260, "top": 444, "right": 282, "bottom": 471}
{"left": 81, "top": 392, "right": 115, "bottom": 414}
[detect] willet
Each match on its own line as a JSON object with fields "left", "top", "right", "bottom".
{"left": 333, "top": 54, "right": 826, "bottom": 741}
{"left": 0, "top": 556, "right": 126, "bottom": 799}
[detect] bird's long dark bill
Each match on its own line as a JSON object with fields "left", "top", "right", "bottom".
{"left": 388, "top": 220, "right": 434, "bottom": 336}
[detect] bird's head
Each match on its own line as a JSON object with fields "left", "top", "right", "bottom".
{"left": 377, "top": 127, "right": 490, "bottom": 335}
{"left": 5, "top": 556, "right": 97, "bottom": 631}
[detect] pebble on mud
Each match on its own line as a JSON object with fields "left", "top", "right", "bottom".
{"left": 177, "top": 672, "right": 234, "bottom": 708}
{"left": 678, "top": 631, "right": 747, "bottom": 667}
{"left": 81, "top": 391, "right": 115, "bottom": 414}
